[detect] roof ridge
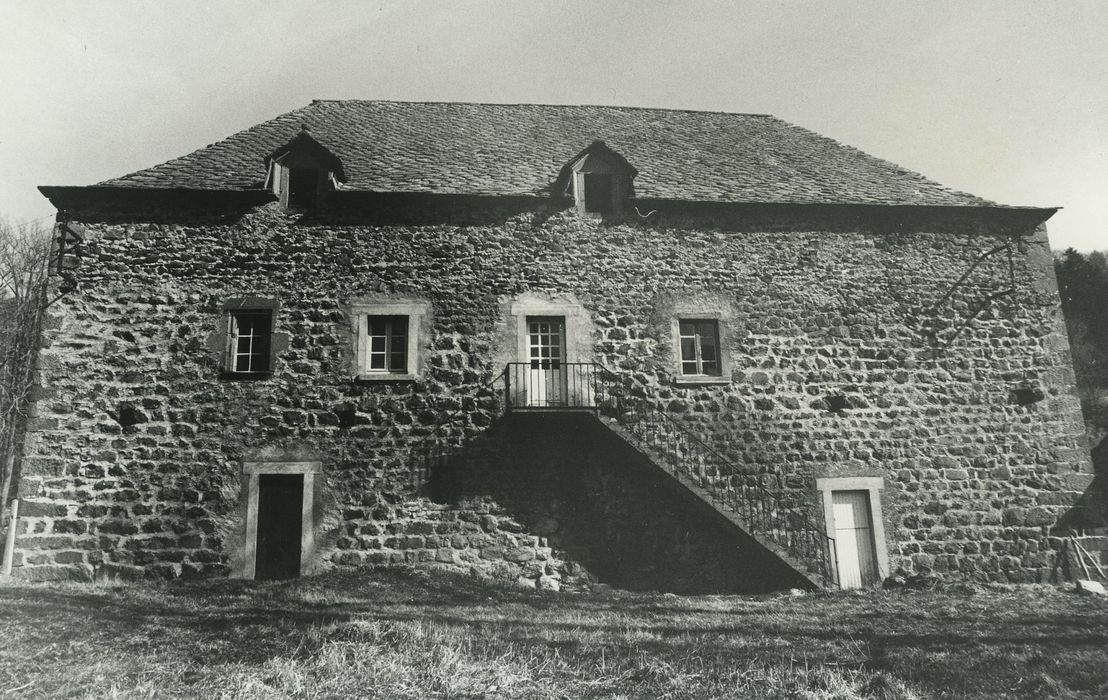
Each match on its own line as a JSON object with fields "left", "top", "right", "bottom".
{"left": 308, "top": 98, "right": 776, "bottom": 118}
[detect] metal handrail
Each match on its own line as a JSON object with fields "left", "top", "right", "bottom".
{"left": 587, "top": 362, "right": 838, "bottom": 588}
{"left": 503, "top": 362, "right": 602, "bottom": 411}
{"left": 412, "top": 360, "right": 837, "bottom": 588}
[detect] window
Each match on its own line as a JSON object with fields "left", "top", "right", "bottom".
{"left": 228, "top": 310, "right": 273, "bottom": 374}
{"left": 265, "top": 128, "right": 346, "bottom": 211}
{"left": 350, "top": 300, "right": 430, "bottom": 381}
{"left": 678, "top": 320, "right": 721, "bottom": 376}
{"left": 365, "top": 316, "right": 408, "bottom": 374}
{"left": 562, "top": 140, "right": 636, "bottom": 216}
{"left": 287, "top": 168, "right": 319, "bottom": 208}
{"left": 582, "top": 173, "right": 613, "bottom": 213}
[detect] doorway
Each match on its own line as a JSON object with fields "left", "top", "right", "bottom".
{"left": 255, "top": 474, "right": 304, "bottom": 580}
{"left": 240, "top": 460, "right": 319, "bottom": 580}
{"left": 831, "top": 490, "right": 880, "bottom": 589}
{"left": 816, "top": 477, "right": 888, "bottom": 590}
{"left": 526, "top": 316, "right": 567, "bottom": 407}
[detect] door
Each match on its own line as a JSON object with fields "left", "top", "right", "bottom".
{"left": 527, "top": 316, "right": 566, "bottom": 407}
{"left": 255, "top": 474, "right": 304, "bottom": 580}
{"left": 831, "top": 490, "right": 879, "bottom": 589}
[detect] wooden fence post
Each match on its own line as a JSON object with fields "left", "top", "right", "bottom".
{"left": 2, "top": 498, "right": 18, "bottom": 576}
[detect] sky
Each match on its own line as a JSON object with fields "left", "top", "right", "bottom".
{"left": 1, "top": 0, "right": 1106, "bottom": 250}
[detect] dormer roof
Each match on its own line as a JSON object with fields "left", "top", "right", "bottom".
{"left": 265, "top": 127, "right": 347, "bottom": 183}
{"left": 93, "top": 100, "right": 1009, "bottom": 207}
{"left": 569, "top": 140, "right": 637, "bottom": 176}
{"left": 554, "top": 140, "right": 636, "bottom": 197}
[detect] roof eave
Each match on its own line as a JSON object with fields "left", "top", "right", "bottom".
{"left": 39, "top": 185, "right": 277, "bottom": 210}
{"left": 37, "top": 184, "right": 1059, "bottom": 228}
{"left": 631, "top": 198, "right": 1060, "bottom": 228}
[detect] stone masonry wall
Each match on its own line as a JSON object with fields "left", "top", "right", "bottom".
{"left": 10, "top": 199, "right": 1093, "bottom": 586}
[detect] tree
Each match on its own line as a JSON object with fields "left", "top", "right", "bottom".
{"left": 1055, "top": 249, "right": 1108, "bottom": 441}
{"left": 0, "top": 218, "right": 53, "bottom": 522}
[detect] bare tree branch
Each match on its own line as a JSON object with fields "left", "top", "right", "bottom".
{"left": 923, "top": 241, "right": 1011, "bottom": 318}
{"left": 0, "top": 217, "right": 54, "bottom": 522}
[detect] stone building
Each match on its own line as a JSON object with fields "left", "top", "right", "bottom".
{"left": 10, "top": 100, "right": 1094, "bottom": 591}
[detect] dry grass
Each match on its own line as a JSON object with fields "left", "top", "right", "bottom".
{"left": 0, "top": 568, "right": 1106, "bottom": 698}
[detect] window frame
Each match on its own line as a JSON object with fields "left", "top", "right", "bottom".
{"left": 350, "top": 301, "right": 430, "bottom": 382}
{"left": 228, "top": 310, "right": 273, "bottom": 374}
{"left": 573, "top": 170, "right": 623, "bottom": 215}
{"left": 678, "top": 319, "right": 722, "bottom": 377}
{"left": 670, "top": 315, "right": 729, "bottom": 386}
{"left": 220, "top": 298, "right": 280, "bottom": 380}
{"left": 365, "top": 315, "right": 410, "bottom": 375}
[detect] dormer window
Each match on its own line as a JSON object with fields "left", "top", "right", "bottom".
{"left": 582, "top": 173, "right": 613, "bottom": 213}
{"left": 264, "top": 126, "right": 346, "bottom": 210}
{"left": 557, "top": 140, "right": 637, "bottom": 216}
{"left": 288, "top": 168, "right": 321, "bottom": 208}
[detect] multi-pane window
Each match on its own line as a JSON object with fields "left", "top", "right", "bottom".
{"left": 366, "top": 316, "right": 408, "bottom": 373}
{"left": 678, "top": 320, "right": 721, "bottom": 376}
{"left": 528, "top": 318, "right": 564, "bottom": 369}
{"left": 229, "top": 310, "right": 273, "bottom": 374}
{"left": 351, "top": 302, "right": 428, "bottom": 380}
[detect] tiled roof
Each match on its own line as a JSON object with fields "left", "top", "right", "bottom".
{"left": 100, "top": 100, "right": 998, "bottom": 207}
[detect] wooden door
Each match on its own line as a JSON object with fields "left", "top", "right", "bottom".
{"left": 831, "top": 490, "right": 879, "bottom": 589}
{"left": 255, "top": 474, "right": 304, "bottom": 580}
{"left": 527, "top": 317, "right": 566, "bottom": 407}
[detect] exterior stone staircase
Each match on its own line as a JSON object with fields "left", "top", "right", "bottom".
{"left": 590, "top": 415, "right": 833, "bottom": 589}
{"left": 412, "top": 362, "right": 838, "bottom": 591}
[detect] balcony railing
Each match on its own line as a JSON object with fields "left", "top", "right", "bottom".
{"left": 504, "top": 362, "right": 608, "bottom": 410}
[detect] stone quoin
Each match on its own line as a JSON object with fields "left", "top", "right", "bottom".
{"left": 7, "top": 100, "right": 1093, "bottom": 592}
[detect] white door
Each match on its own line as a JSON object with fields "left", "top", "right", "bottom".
{"left": 831, "top": 490, "right": 880, "bottom": 589}
{"left": 527, "top": 317, "right": 565, "bottom": 407}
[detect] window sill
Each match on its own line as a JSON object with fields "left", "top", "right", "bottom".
{"left": 221, "top": 371, "right": 274, "bottom": 381}
{"left": 355, "top": 373, "right": 419, "bottom": 383}
{"left": 673, "top": 375, "right": 730, "bottom": 387}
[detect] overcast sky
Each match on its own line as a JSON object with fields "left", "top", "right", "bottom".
{"left": 2, "top": 1, "right": 1106, "bottom": 250}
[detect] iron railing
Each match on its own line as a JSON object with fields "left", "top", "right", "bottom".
{"left": 415, "top": 361, "right": 837, "bottom": 588}
{"left": 590, "top": 363, "right": 837, "bottom": 588}
{"left": 503, "top": 361, "right": 837, "bottom": 587}
{"left": 503, "top": 362, "right": 606, "bottom": 410}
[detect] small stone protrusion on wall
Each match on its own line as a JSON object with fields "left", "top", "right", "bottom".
{"left": 824, "top": 393, "right": 851, "bottom": 413}
{"left": 1011, "top": 384, "right": 1046, "bottom": 406}
{"left": 112, "top": 402, "right": 147, "bottom": 428}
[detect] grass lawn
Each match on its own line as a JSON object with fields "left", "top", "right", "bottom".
{"left": 1, "top": 569, "right": 1106, "bottom": 699}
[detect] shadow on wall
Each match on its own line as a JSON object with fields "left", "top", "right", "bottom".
{"left": 427, "top": 412, "right": 810, "bottom": 595}
{"left": 1056, "top": 437, "right": 1108, "bottom": 534}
